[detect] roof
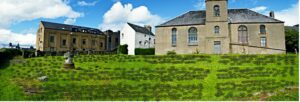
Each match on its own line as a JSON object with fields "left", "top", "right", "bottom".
{"left": 127, "top": 23, "right": 154, "bottom": 36}
{"left": 157, "top": 9, "right": 284, "bottom": 27}
{"left": 41, "top": 21, "right": 103, "bottom": 35}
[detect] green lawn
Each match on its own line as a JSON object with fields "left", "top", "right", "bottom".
{"left": 0, "top": 54, "right": 298, "bottom": 101}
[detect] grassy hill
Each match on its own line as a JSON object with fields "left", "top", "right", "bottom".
{"left": 0, "top": 54, "right": 298, "bottom": 101}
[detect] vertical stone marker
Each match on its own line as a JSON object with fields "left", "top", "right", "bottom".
{"left": 63, "top": 51, "right": 75, "bottom": 69}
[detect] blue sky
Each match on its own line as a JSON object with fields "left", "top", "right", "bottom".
{"left": 0, "top": 0, "right": 298, "bottom": 47}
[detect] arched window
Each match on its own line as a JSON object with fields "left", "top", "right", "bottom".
{"left": 171, "top": 28, "right": 177, "bottom": 46}
{"left": 214, "top": 26, "right": 220, "bottom": 34}
{"left": 238, "top": 25, "right": 248, "bottom": 44}
{"left": 214, "top": 5, "right": 220, "bottom": 17}
{"left": 260, "top": 25, "right": 266, "bottom": 34}
{"left": 188, "top": 27, "right": 198, "bottom": 45}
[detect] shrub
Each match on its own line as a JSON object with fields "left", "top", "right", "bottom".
{"left": 135, "top": 48, "right": 155, "bottom": 55}
{"left": 0, "top": 48, "right": 22, "bottom": 67}
{"left": 117, "top": 44, "right": 128, "bottom": 54}
{"left": 167, "top": 50, "right": 176, "bottom": 55}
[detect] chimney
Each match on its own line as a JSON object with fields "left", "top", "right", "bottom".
{"left": 269, "top": 11, "right": 275, "bottom": 18}
{"left": 144, "top": 25, "right": 152, "bottom": 32}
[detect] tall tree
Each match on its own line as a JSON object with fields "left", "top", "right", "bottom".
{"left": 285, "top": 27, "right": 299, "bottom": 53}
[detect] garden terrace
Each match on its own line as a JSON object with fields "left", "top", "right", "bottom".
{"left": 0, "top": 54, "right": 298, "bottom": 101}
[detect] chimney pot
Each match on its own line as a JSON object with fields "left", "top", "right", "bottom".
{"left": 270, "top": 11, "right": 275, "bottom": 18}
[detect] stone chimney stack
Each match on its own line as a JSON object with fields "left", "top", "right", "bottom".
{"left": 270, "top": 11, "right": 275, "bottom": 18}
{"left": 144, "top": 25, "right": 152, "bottom": 32}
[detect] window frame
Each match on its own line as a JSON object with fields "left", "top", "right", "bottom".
{"left": 238, "top": 25, "right": 248, "bottom": 44}
{"left": 260, "top": 37, "right": 267, "bottom": 47}
{"left": 214, "top": 26, "right": 220, "bottom": 34}
{"left": 171, "top": 28, "right": 177, "bottom": 47}
{"left": 214, "top": 5, "right": 220, "bottom": 17}
{"left": 260, "top": 25, "right": 266, "bottom": 34}
{"left": 49, "top": 35, "right": 55, "bottom": 43}
{"left": 188, "top": 27, "right": 198, "bottom": 46}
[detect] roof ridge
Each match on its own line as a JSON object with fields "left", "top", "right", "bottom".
{"left": 41, "top": 21, "right": 99, "bottom": 30}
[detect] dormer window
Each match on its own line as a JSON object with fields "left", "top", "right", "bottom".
{"left": 214, "top": 5, "right": 220, "bottom": 17}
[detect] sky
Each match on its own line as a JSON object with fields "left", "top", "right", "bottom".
{"left": 0, "top": 0, "right": 299, "bottom": 47}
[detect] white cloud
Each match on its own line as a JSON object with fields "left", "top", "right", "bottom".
{"left": 251, "top": 6, "right": 267, "bottom": 12}
{"left": 77, "top": 1, "right": 98, "bottom": 6}
{"left": 64, "top": 18, "right": 76, "bottom": 24}
{"left": 99, "top": 2, "right": 164, "bottom": 31}
{"left": 194, "top": 0, "right": 205, "bottom": 10}
{"left": 0, "top": 29, "right": 36, "bottom": 46}
{"left": 0, "top": 0, "right": 82, "bottom": 29}
{"left": 275, "top": 2, "right": 299, "bottom": 26}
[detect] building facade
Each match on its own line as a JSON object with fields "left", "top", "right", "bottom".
{"left": 104, "top": 30, "right": 120, "bottom": 51}
{"left": 120, "top": 23, "right": 155, "bottom": 55}
{"left": 36, "top": 21, "right": 107, "bottom": 52}
{"left": 155, "top": 0, "right": 286, "bottom": 55}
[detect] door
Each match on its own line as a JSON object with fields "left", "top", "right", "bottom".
{"left": 214, "top": 41, "right": 221, "bottom": 54}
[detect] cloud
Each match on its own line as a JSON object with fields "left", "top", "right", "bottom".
{"left": 0, "top": 29, "right": 36, "bottom": 46}
{"left": 0, "top": 0, "right": 82, "bottom": 29}
{"left": 275, "top": 2, "right": 299, "bottom": 26}
{"left": 99, "top": 2, "right": 164, "bottom": 31}
{"left": 251, "top": 6, "right": 267, "bottom": 12}
{"left": 77, "top": 0, "right": 98, "bottom": 6}
{"left": 194, "top": 0, "right": 205, "bottom": 10}
{"left": 64, "top": 18, "right": 76, "bottom": 24}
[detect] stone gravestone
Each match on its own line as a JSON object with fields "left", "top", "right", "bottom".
{"left": 63, "top": 51, "right": 75, "bottom": 69}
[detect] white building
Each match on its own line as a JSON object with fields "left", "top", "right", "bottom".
{"left": 120, "top": 23, "right": 155, "bottom": 55}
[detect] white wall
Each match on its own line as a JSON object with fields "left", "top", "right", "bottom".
{"left": 135, "top": 32, "right": 155, "bottom": 49}
{"left": 121, "top": 23, "right": 155, "bottom": 55}
{"left": 120, "top": 24, "right": 136, "bottom": 55}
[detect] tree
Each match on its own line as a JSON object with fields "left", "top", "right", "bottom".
{"left": 16, "top": 43, "right": 20, "bottom": 49}
{"left": 30, "top": 46, "right": 34, "bottom": 49}
{"left": 285, "top": 27, "right": 299, "bottom": 53}
{"left": 9, "top": 42, "right": 12, "bottom": 48}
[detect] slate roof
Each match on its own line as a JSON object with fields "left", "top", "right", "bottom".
{"left": 41, "top": 21, "right": 103, "bottom": 35}
{"left": 157, "top": 9, "right": 284, "bottom": 27}
{"left": 127, "top": 23, "right": 155, "bottom": 36}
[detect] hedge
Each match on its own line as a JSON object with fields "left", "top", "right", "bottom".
{"left": 118, "top": 44, "right": 128, "bottom": 54}
{"left": 0, "top": 48, "right": 22, "bottom": 67}
{"left": 135, "top": 48, "right": 155, "bottom": 55}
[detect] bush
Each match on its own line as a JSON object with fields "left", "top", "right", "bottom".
{"left": 22, "top": 50, "right": 35, "bottom": 58}
{"left": 0, "top": 48, "right": 22, "bottom": 67}
{"left": 117, "top": 44, "right": 128, "bottom": 54}
{"left": 135, "top": 48, "right": 155, "bottom": 55}
{"left": 167, "top": 50, "right": 176, "bottom": 55}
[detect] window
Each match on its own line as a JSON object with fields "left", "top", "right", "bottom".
{"left": 261, "top": 37, "right": 266, "bottom": 47}
{"left": 92, "top": 40, "right": 96, "bottom": 45}
{"left": 238, "top": 25, "right": 248, "bottom": 44}
{"left": 115, "top": 38, "right": 119, "bottom": 46}
{"left": 214, "top": 26, "right": 220, "bottom": 34}
{"left": 214, "top": 41, "right": 221, "bottom": 54}
{"left": 172, "top": 28, "right": 177, "bottom": 46}
{"left": 122, "top": 33, "right": 124, "bottom": 38}
{"left": 260, "top": 25, "right": 266, "bottom": 34}
{"left": 139, "top": 41, "right": 142, "bottom": 45}
{"left": 72, "top": 38, "right": 76, "bottom": 44}
{"left": 62, "top": 39, "right": 66, "bottom": 46}
{"left": 82, "top": 39, "right": 86, "bottom": 45}
{"left": 100, "top": 42, "right": 103, "bottom": 48}
{"left": 49, "top": 36, "right": 55, "bottom": 43}
{"left": 108, "top": 36, "right": 111, "bottom": 43}
{"left": 188, "top": 27, "right": 198, "bottom": 45}
{"left": 214, "top": 5, "right": 220, "bottom": 17}
{"left": 145, "top": 34, "right": 146, "bottom": 37}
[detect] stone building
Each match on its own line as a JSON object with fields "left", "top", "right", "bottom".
{"left": 120, "top": 23, "right": 155, "bottom": 55}
{"left": 155, "top": 0, "right": 286, "bottom": 54}
{"left": 36, "top": 21, "right": 107, "bottom": 52}
{"left": 104, "top": 30, "right": 120, "bottom": 51}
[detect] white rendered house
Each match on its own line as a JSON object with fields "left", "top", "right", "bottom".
{"left": 120, "top": 23, "right": 155, "bottom": 55}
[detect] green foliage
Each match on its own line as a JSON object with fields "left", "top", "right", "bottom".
{"left": 135, "top": 48, "right": 155, "bottom": 55}
{"left": 285, "top": 27, "right": 299, "bottom": 53}
{"left": 117, "top": 44, "right": 128, "bottom": 54}
{"left": 166, "top": 50, "right": 176, "bottom": 55}
{"left": 0, "top": 48, "right": 22, "bottom": 68}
